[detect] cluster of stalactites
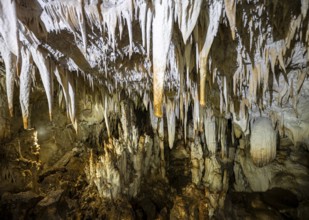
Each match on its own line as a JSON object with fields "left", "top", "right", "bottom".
{"left": 0, "top": 0, "right": 308, "bottom": 150}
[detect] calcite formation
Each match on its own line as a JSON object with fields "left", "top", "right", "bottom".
{"left": 250, "top": 117, "right": 277, "bottom": 167}
{"left": 0, "top": 0, "right": 309, "bottom": 219}
{"left": 0, "top": 0, "right": 307, "bottom": 150}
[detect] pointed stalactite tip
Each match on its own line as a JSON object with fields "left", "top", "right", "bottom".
{"left": 49, "top": 112, "right": 53, "bottom": 121}
{"left": 199, "top": 87, "right": 206, "bottom": 106}
{"left": 200, "top": 68, "right": 207, "bottom": 107}
{"left": 73, "top": 120, "right": 78, "bottom": 133}
{"left": 200, "top": 99, "right": 206, "bottom": 107}
{"left": 9, "top": 107, "right": 13, "bottom": 117}
{"left": 23, "top": 116, "right": 29, "bottom": 129}
{"left": 154, "top": 103, "right": 163, "bottom": 117}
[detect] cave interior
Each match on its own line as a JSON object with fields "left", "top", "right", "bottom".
{"left": 0, "top": 0, "right": 309, "bottom": 219}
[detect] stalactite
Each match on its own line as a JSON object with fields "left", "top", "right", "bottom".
{"left": 152, "top": 0, "right": 173, "bottom": 117}
{"left": 78, "top": 0, "right": 87, "bottom": 53}
{"left": 84, "top": 0, "right": 102, "bottom": 33}
{"left": 67, "top": 71, "right": 77, "bottom": 131}
{"left": 0, "top": 1, "right": 308, "bottom": 169}
{"left": 30, "top": 48, "right": 54, "bottom": 120}
{"left": 176, "top": 0, "right": 202, "bottom": 43}
{"left": 103, "top": 95, "right": 110, "bottom": 138}
{"left": 224, "top": 0, "right": 236, "bottom": 40}
{"left": 204, "top": 109, "right": 217, "bottom": 154}
{"left": 193, "top": 85, "right": 200, "bottom": 132}
{"left": 184, "top": 93, "right": 189, "bottom": 142}
{"left": 149, "top": 102, "right": 158, "bottom": 131}
{"left": 124, "top": 0, "right": 133, "bottom": 58}
{"left": 138, "top": 1, "right": 147, "bottom": 48}
{"left": 285, "top": 15, "right": 302, "bottom": 50}
{"left": 0, "top": 0, "right": 19, "bottom": 56}
{"left": 184, "top": 40, "right": 192, "bottom": 86}
{"left": 120, "top": 101, "right": 129, "bottom": 141}
{"left": 146, "top": 7, "right": 152, "bottom": 58}
{"left": 301, "top": 0, "right": 309, "bottom": 18}
{"left": 19, "top": 47, "right": 32, "bottom": 129}
{"left": 199, "top": 0, "right": 222, "bottom": 106}
{"left": 219, "top": 118, "right": 227, "bottom": 158}
{"left": 0, "top": 44, "right": 17, "bottom": 117}
{"left": 166, "top": 98, "right": 176, "bottom": 149}
{"left": 223, "top": 76, "right": 228, "bottom": 112}
{"left": 54, "top": 67, "right": 69, "bottom": 118}
{"left": 296, "top": 69, "right": 307, "bottom": 94}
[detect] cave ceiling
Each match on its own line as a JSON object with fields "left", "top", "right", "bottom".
{"left": 0, "top": 0, "right": 308, "bottom": 149}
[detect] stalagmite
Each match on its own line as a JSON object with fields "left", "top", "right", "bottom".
{"left": 250, "top": 117, "right": 277, "bottom": 167}
{"left": 152, "top": 0, "right": 173, "bottom": 117}
{"left": 19, "top": 47, "right": 32, "bottom": 129}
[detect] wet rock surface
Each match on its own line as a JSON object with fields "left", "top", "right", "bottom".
{"left": 0, "top": 62, "right": 308, "bottom": 219}
{"left": 0, "top": 93, "right": 309, "bottom": 219}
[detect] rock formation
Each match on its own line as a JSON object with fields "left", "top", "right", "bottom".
{"left": 0, "top": 0, "right": 309, "bottom": 219}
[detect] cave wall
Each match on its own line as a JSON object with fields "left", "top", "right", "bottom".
{"left": 0, "top": 0, "right": 309, "bottom": 219}
{"left": 0, "top": 78, "right": 308, "bottom": 219}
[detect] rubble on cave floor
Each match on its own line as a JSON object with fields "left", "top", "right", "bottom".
{"left": 0, "top": 123, "right": 308, "bottom": 219}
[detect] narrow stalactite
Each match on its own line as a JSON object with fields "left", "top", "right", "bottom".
{"left": 30, "top": 48, "right": 54, "bottom": 121}
{"left": 19, "top": 47, "right": 32, "bottom": 129}
{"left": 224, "top": 0, "right": 236, "bottom": 40}
{"left": 199, "top": 0, "right": 222, "bottom": 106}
{"left": 152, "top": 0, "right": 173, "bottom": 117}
{"left": 3, "top": 50, "right": 16, "bottom": 117}
{"left": 166, "top": 98, "right": 176, "bottom": 149}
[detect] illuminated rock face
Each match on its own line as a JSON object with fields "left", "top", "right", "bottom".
{"left": 0, "top": 0, "right": 309, "bottom": 219}
{"left": 0, "top": 0, "right": 308, "bottom": 148}
{"left": 250, "top": 117, "right": 277, "bottom": 167}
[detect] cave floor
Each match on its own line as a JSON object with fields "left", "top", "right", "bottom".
{"left": 0, "top": 127, "right": 309, "bottom": 219}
